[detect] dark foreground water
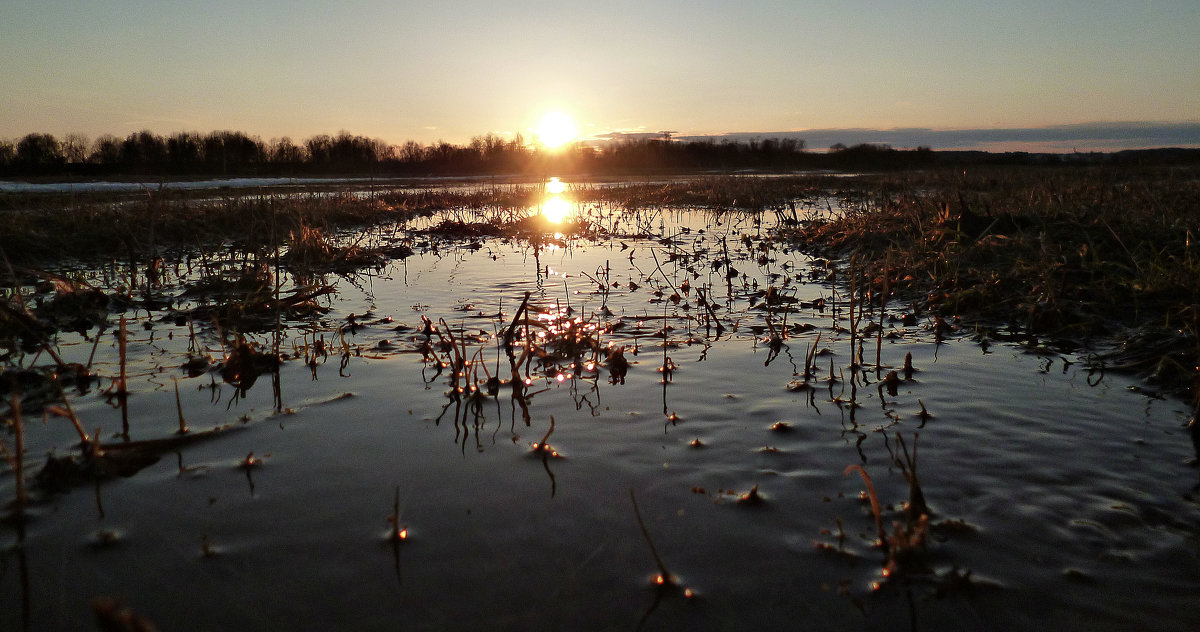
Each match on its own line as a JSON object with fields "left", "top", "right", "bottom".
{"left": 2, "top": 195, "right": 1198, "bottom": 631}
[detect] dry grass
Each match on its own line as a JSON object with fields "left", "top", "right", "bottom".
{"left": 780, "top": 165, "right": 1200, "bottom": 395}
{"left": 0, "top": 193, "right": 410, "bottom": 265}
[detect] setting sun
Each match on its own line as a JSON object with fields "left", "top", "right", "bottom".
{"left": 535, "top": 111, "right": 578, "bottom": 149}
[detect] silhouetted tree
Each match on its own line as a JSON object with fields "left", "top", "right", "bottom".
{"left": 329, "top": 131, "right": 379, "bottom": 171}
{"left": 267, "top": 136, "right": 306, "bottom": 170}
{"left": 305, "top": 134, "right": 334, "bottom": 171}
{"left": 16, "top": 133, "right": 64, "bottom": 171}
{"left": 166, "top": 132, "right": 204, "bottom": 173}
{"left": 119, "top": 130, "right": 167, "bottom": 173}
{"left": 203, "top": 131, "right": 263, "bottom": 174}
{"left": 425, "top": 141, "right": 457, "bottom": 172}
{"left": 398, "top": 140, "right": 423, "bottom": 165}
{"left": 89, "top": 135, "right": 122, "bottom": 168}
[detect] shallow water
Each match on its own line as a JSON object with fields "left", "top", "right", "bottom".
{"left": 2, "top": 194, "right": 1198, "bottom": 631}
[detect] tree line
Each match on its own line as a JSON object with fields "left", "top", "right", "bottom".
{"left": 0, "top": 129, "right": 840, "bottom": 177}
{"left": 7, "top": 128, "right": 1196, "bottom": 178}
{"left": 0, "top": 128, "right": 970, "bottom": 178}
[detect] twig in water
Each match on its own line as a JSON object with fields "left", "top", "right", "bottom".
{"left": 532, "top": 415, "right": 557, "bottom": 455}
{"left": 47, "top": 379, "right": 89, "bottom": 445}
{"left": 173, "top": 377, "right": 188, "bottom": 434}
{"left": 876, "top": 255, "right": 889, "bottom": 373}
{"left": 629, "top": 488, "right": 674, "bottom": 586}
{"left": 502, "top": 291, "right": 532, "bottom": 351}
{"left": 387, "top": 485, "right": 408, "bottom": 542}
{"left": 117, "top": 316, "right": 128, "bottom": 395}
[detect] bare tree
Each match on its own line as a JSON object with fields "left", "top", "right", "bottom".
{"left": 61, "top": 133, "right": 91, "bottom": 164}
{"left": 399, "top": 140, "right": 424, "bottom": 164}
{"left": 268, "top": 136, "right": 305, "bottom": 165}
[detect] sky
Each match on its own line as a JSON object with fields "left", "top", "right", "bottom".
{"left": 2, "top": 0, "right": 1198, "bottom": 149}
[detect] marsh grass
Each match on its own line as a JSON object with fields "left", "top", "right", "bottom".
{"left": 283, "top": 222, "right": 387, "bottom": 273}
{"left": 0, "top": 192, "right": 407, "bottom": 265}
{"left": 781, "top": 165, "right": 1200, "bottom": 396}
{"left": 577, "top": 175, "right": 833, "bottom": 211}
{"left": 5, "top": 168, "right": 1195, "bottom": 410}
{"left": 0, "top": 175, "right": 832, "bottom": 266}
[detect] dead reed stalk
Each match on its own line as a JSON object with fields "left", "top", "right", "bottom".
{"left": 843, "top": 464, "right": 884, "bottom": 542}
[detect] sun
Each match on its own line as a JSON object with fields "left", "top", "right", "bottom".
{"left": 535, "top": 111, "right": 578, "bottom": 150}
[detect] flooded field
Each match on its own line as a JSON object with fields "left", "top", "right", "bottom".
{"left": 2, "top": 178, "right": 1198, "bottom": 631}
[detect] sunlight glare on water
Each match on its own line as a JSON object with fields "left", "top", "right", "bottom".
{"left": 545, "top": 176, "right": 567, "bottom": 195}
{"left": 541, "top": 194, "right": 572, "bottom": 223}
{"left": 541, "top": 176, "right": 572, "bottom": 222}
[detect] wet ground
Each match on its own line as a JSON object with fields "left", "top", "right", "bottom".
{"left": 2, "top": 185, "right": 1198, "bottom": 631}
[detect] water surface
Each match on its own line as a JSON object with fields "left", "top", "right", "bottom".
{"left": 2, "top": 192, "right": 1197, "bottom": 631}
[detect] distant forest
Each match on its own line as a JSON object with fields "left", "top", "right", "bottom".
{"left": 2, "top": 129, "right": 1197, "bottom": 178}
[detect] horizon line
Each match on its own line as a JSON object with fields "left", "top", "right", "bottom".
{"left": 5, "top": 120, "right": 1200, "bottom": 155}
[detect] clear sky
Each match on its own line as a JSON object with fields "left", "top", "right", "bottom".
{"left": 2, "top": 0, "right": 1198, "bottom": 145}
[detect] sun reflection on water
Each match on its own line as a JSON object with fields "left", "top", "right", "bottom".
{"left": 542, "top": 196, "right": 571, "bottom": 223}
{"left": 540, "top": 177, "right": 573, "bottom": 223}
{"left": 546, "top": 177, "right": 567, "bottom": 195}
